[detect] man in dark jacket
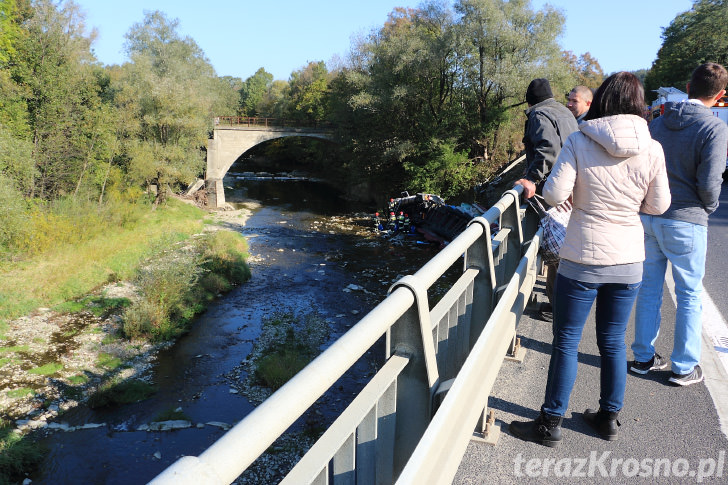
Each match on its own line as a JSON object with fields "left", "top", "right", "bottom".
{"left": 631, "top": 62, "right": 728, "bottom": 386}
{"left": 515, "top": 78, "right": 578, "bottom": 320}
{"left": 516, "top": 78, "right": 579, "bottom": 198}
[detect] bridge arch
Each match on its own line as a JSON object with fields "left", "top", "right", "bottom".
{"left": 205, "top": 125, "right": 333, "bottom": 207}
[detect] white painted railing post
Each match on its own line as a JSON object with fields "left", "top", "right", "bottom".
{"left": 387, "top": 275, "right": 440, "bottom": 480}
{"left": 463, "top": 215, "right": 494, "bottom": 348}
{"left": 499, "top": 188, "right": 524, "bottom": 278}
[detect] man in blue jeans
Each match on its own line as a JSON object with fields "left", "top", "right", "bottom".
{"left": 631, "top": 63, "right": 728, "bottom": 386}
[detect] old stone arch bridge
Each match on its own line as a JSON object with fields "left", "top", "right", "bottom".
{"left": 205, "top": 117, "right": 333, "bottom": 207}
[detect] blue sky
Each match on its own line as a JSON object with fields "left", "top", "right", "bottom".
{"left": 74, "top": 0, "right": 695, "bottom": 81}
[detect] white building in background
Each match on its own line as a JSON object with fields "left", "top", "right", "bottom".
{"left": 652, "top": 86, "right": 688, "bottom": 107}
{"left": 650, "top": 87, "right": 728, "bottom": 124}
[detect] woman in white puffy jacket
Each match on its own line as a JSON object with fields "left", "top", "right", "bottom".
{"left": 510, "top": 72, "right": 671, "bottom": 447}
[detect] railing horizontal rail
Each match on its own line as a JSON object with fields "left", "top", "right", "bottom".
{"left": 213, "top": 116, "right": 333, "bottom": 130}
{"left": 396, "top": 228, "right": 541, "bottom": 484}
{"left": 151, "top": 178, "right": 538, "bottom": 485}
{"left": 280, "top": 353, "right": 410, "bottom": 484}
{"left": 150, "top": 289, "right": 415, "bottom": 484}
{"left": 430, "top": 268, "right": 478, "bottom": 329}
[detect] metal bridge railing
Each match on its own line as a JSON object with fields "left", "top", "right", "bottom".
{"left": 213, "top": 116, "right": 332, "bottom": 130}
{"left": 151, "top": 179, "right": 542, "bottom": 485}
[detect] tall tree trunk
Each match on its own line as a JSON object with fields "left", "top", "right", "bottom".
{"left": 99, "top": 154, "right": 113, "bottom": 204}
{"left": 74, "top": 134, "right": 97, "bottom": 198}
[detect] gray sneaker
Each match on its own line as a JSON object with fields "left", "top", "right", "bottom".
{"left": 668, "top": 365, "right": 704, "bottom": 386}
{"left": 629, "top": 353, "right": 668, "bottom": 375}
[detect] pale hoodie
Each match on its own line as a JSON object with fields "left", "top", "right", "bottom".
{"left": 543, "top": 114, "right": 671, "bottom": 266}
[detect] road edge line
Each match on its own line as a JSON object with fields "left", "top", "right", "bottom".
{"left": 665, "top": 269, "right": 728, "bottom": 439}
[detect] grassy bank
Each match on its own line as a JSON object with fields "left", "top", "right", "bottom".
{"left": 1, "top": 198, "right": 210, "bottom": 323}
{"left": 0, "top": 197, "right": 251, "bottom": 484}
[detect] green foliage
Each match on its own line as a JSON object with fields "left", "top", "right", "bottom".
{"left": 87, "top": 379, "right": 156, "bottom": 408}
{"left": 563, "top": 51, "right": 604, "bottom": 89}
{"left": 240, "top": 67, "right": 274, "bottom": 116}
{"left": 6, "top": 387, "right": 33, "bottom": 398}
{"left": 0, "top": 418, "right": 45, "bottom": 485}
{"left": 0, "top": 345, "right": 29, "bottom": 354}
{"left": 256, "top": 349, "right": 312, "bottom": 391}
{"left": 645, "top": 0, "right": 728, "bottom": 100}
{"left": 0, "top": 174, "right": 28, "bottom": 253}
{"left": 252, "top": 312, "right": 330, "bottom": 391}
{"left": 27, "top": 362, "right": 62, "bottom": 375}
{"left": 96, "top": 352, "right": 123, "bottom": 370}
{"left": 67, "top": 374, "right": 89, "bottom": 385}
{"left": 0, "top": 0, "right": 21, "bottom": 66}
{"left": 9, "top": 197, "right": 146, "bottom": 257}
{"left": 117, "top": 10, "right": 226, "bottom": 203}
{"left": 122, "top": 246, "right": 204, "bottom": 341}
{"left": 404, "top": 141, "right": 476, "bottom": 199}
{"left": 0, "top": 68, "right": 31, "bottom": 138}
{"left": 53, "top": 295, "right": 131, "bottom": 317}
{"left": 152, "top": 407, "right": 191, "bottom": 422}
{"left": 257, "top": 79, "right": 290, "bottom": 118}
{"left": 0, "top": 120, "right": 34, "bottom": 194}
{"left": 2, "top": 0, "right": 584, "bottom": 207}
{"left": 288, "top": 61, "right": 330, "bottom": 123}
{"left": 0, "top": 198, "right": 206, "bottom": 321}
{"left": 329, "top": 0, "right": 575, "bottom": 199}
{"left": 123, "top": 229, "right": 249, "bottom": 341}
{"left": 12, "top": 0, "right": 102, "bottom": 199}
{"left": 199, "top": 230, "right": 251, "bottom": 293}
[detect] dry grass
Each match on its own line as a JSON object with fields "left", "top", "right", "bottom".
{"left": 0, "top": 199, "right": 205, "bottom": 322}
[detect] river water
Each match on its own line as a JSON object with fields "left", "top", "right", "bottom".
{"left": 32, "top": 170, "right": 458, "bottom": 484}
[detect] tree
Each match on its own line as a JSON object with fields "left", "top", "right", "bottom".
{"left": 117, "top": 10, "right": 226, "bottom": 204}
{"left": 0, "top": 124, "right": 34, "bottom": 195}
{"left": 11, "top": 0, "right": 102, "bottom": 199}
{"left": 287, "top": 61, "right": 330, "bottom": 123}
{"left": 257, "top": 79, "right": 290, "bottom": 118}
{"left": 239, "top": 68, "right": 273, "bottom": 116}
{"left": 329, "top": 3, "right": 462, "bottom": 196}
{"left": 645, "top": 0, "right": 728, "bottom": 99}
{"left": 0, "top": 0, "right": 20, "bottom": 65}
{"left": 631, "top": 68, "right": 649, "bottom": 87}
{"left": 454, "top": 0, "right": 570, "bottom": 160}
{"left": 327, "top": 0, "right": 575, "bottom": 199}
{"left": 563, "top": 50, "right": 604, "bottom": 89}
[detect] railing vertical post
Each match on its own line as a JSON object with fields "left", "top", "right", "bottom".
{"left": 464, "top": 217, "right": 496, "bottom": 348}
{"left": 499, "top": 189, "right": 525, "bottom": 358}
{"left": 499, "top": 189, "right": 524, "bottom": 278}
{"left": 387, "top": 277, "right": 439, "bottom": 481}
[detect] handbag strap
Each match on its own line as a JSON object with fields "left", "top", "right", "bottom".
{"left": 525, "top": 194, "right": 549, "bottom": 217}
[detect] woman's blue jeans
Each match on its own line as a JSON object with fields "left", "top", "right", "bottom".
{"left": 542, "top": 273, "right": 641, "bottom": 416}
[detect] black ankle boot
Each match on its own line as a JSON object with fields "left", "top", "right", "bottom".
{"left": 509, "top": 411, "right": 563, "bottom": 447}
{"left": 583, "top": 408, "right": 620, "bottom": 441}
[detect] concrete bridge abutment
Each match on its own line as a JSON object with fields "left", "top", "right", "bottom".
{"left": 205, "top": 126, "right": 332, "bottom": 208}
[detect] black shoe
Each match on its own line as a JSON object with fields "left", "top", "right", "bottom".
{"left": 537, "top": 302, "right": 553, "bottom": 322}
{"left": 668, "top": 365, "right": 704, "bottom": 386}
{"left": 583, "top": 408, "right": 620, "bottom": 441}
{"left": 509, "top": 411, "right": 562, "bottom": 447}
{"left": 629, "top": 353, "right": 667, "bottom": 375}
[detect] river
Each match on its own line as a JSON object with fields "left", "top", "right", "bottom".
{"left": 32, "top": 169, "right": 457, "bottom": 484}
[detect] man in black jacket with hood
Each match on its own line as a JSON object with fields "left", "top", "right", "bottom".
{"left": 515, "top": 78, "right": 579, "bottom": 320}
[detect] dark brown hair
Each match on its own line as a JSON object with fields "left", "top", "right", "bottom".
{"left": 688, "top": 62, "right": 728, "bottom": 100}
{"left": 583, "top": 71, "right": 645, "bottom": 121}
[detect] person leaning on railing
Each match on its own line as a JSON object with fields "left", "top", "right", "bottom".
{"left": 509, "top": 71, "right": 671, "bottom": 447}
{"left": 514, "top": 78, "right": 579, "bottom": 322}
